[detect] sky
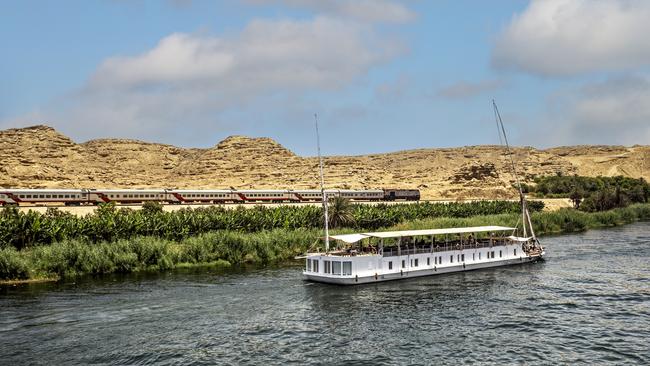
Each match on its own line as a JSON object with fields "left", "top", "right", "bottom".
{"left": 2, "top": 0, "right": 650, "bottom": 156}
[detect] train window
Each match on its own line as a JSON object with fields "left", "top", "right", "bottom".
{"left": 19, "top": 195, "right": 25, "bottom": 198}
{"left": 58, "top": 195, "right": 63, "bottom": 198}
{"left": 65, "top": 195, "right": 70, "bottom": 198}
{"left": 46, "top": 195, "right": 51, "bottom": 198}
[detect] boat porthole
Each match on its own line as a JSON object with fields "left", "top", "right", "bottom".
{"left": 355, "top": 275, "right": 358, "bottom": 282}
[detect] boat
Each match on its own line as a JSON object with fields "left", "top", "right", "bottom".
{"left": 302, "top": 103, "right": 545, "bottom": 285}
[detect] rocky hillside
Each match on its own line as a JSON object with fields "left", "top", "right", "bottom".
{"left": 1, "top": 125, "right": 648, "bottom": 199}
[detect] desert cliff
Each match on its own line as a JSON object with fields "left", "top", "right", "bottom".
{"left": 1, "top": 125, "right": 648, "bottom": 199}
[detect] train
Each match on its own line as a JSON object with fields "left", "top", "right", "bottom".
{"left": 0, "top": 188, "right": 420, "bottom": 206}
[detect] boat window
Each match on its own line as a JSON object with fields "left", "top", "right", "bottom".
{"left": 450, "top": 255, "right": 453, "bottom": 263}
{"left": 514, "top": 249, "right": 517, "bottom": 256}
{"left": 388, "top": 261, "right": 393, "bottom": 270}
{"left": 342, "top": 262, "right": 352, "bottom": 276}
{"left": 461, "top": 254, "right": 465, "bottom": 262}
{"left": 332, "top": 261, "right": 342, "bottom": 275}
{"left": 473, "top": 253, "right": 475, "bottom": 261}
{"left": 492, "top": 251, "right": 495, "bottom": 258}
{"left": 414, "top": 259, "right": 418, "bottom": 267}
{"left": 500, "top": 250, "right": 502, "bottom": 258}
{"left": 439, "top": 256, "right": 442, "bottom": 264}
{"left": 307, "top": 259, "right": 312, "bottom": 272}
{"left": 427, "top": 257, "right": 430, "bottom": 266}
{"left": 313, "top": 260, "right": 319, "bottom": 273}
{"left": 479, "top": 252, "right": 481, "bottom": 260}
{"left": 324, "top": 260, "right": 331, "bottom": 274}
{"left": 401, "top": 260, "right": 405, "bottom": 269}
{"left": 434, "top": 257, "right": 437, "bottom": 265}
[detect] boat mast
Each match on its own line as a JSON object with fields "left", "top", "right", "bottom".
{"left": 492, "top": 100, "right": 535, "bottom": 239}
{"left": 314, "top": 113, "right": 330, "bottom": 252}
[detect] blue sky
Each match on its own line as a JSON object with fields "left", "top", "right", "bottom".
{"left": 2, "top": 0, "right": 650, "bottom": 155}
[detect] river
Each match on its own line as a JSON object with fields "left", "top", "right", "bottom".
{"left": 2, "top": 222, "right": 649, "bottom": 365}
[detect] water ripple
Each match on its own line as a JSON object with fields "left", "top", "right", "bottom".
{"left": 1, "top": 222, "right": 649, "bottom": 365}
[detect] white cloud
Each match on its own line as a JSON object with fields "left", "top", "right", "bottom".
{"left": 436, "top": 79, "right": 505, "bottom": 99}
{"left": 493, "top": 0, "right": 650, "bottom": 76}
{"left": 91, "top": 17, "right": 398, "bottom": 92}
{"left": 6, "top": 16, "right": 404, "bottom": 145}
{"left": 540, "top": 75, "right": 650, "bottom": 145}
{"left": 246, "top": 0, "right": 416, "bottom": 24}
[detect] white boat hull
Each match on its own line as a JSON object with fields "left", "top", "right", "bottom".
{"left": 303, "top": 249, "right": 544, "bottom": 285}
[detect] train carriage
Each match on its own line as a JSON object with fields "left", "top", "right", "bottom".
{"left": 167, "top": 190, "right": 235, "bottom": 204}
{"left": 234, "top": 190, "right": 293, "bottom": 203}
{"left": 0, "top": 189, "right": 85, "bottom": 205}
{"left": 340, "top": 189, "right": 384, "bottom": 201}
{"left": 290, "top": 190, "right": 340, "bottom": 202}
{"left": 92, "top": 189, "right": 168, "bottom": 204}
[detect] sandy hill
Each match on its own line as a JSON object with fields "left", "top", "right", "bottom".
{"left": 1, "top": 125, "right": 648, "bottom": 199}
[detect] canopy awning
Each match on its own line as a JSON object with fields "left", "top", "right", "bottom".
{"left": 329, "top": 233, "right": 370, "bottom": 243}
{"left": 329, "top": 226, "right": 516, "bottom": 244}
{"left": 508, "top": 235, "right": 533, "bottom": 242}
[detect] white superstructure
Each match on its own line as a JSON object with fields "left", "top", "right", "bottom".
{"left": 303, "top": 226, "right": 545, "bottom": 285}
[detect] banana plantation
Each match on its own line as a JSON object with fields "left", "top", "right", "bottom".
{"left": 0, "top": 200, "right": 542, "bottom": 250}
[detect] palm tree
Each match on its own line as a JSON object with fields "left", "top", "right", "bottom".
{"left": 327, "top": 196, "right": 355, "bottom": 228}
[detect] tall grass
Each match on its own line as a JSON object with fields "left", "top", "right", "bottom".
{"left": 2, "top": 204, "right": 648, "bottom": 281}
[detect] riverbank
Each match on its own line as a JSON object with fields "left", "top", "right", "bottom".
{"left": 2, "top": 204, "right": 649, "bottom": 283}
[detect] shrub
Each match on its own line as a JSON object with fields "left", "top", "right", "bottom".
{"left": 0, "top": 247, "right": 30, "bottom": 280}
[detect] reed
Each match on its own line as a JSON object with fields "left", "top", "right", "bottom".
{"left": 2, "top": 204, "right": 648, "bottom": 282}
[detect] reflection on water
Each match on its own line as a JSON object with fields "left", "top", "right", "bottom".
{"left": 2, "top": 222, "right": 649, "bottom": 365}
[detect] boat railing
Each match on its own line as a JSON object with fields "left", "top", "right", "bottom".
{"left": 381, "top": 238, "right": 513, "bottom": 257}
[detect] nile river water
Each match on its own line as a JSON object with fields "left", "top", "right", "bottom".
{"left": 2, "top": 222, "right": 649, "bottom": 365}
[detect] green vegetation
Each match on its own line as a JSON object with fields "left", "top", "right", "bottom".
{"left": 523, "top": 175, "right": 649, "bottom": 211}
{"left": 0, "top": 200, "right": 542, "bottom": 250}
{"left": 1, "top": 203, "right": 649, "bottom": 282}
